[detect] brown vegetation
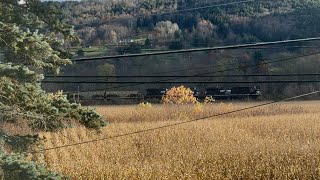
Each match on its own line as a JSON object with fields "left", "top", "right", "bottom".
{"left": 34, "top": 101, "right": 320, "bottom": 179}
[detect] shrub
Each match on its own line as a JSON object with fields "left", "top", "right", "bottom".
{"left": 204, "top": 96, "right": 215, "bottom": 104}
{"left": 162, "top": 86, "right": 198, "bottom": 104}
{"left": 138, "top": 102, "right": 152, "bottom": 108}
{"left": 77, "top": 108, "right": 106, "bottom": 129}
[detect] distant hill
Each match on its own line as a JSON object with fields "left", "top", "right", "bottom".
{"left": 58, "top": 0, "right": 320, "bottom": 47}
{"left": 45, "top": 0, "right": 320, "bottom": 98}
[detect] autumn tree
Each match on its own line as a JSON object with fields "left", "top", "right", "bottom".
{"left": 162, "top": 86, "right": 198, "bottom": 104}
{"left": 154, "top": 21, "right": 180, "bottom": 44}
{"left": 193, "top": 20, "right": 216, "bottom": 47}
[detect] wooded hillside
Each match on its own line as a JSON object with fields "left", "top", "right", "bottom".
{"left": 44, "top": 0, "right": 320, "bottom": 98}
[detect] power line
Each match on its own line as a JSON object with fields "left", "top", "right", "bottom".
{"left": 126, "top": 51, "right": 317, "bottom": 76}
{"left": 74, "top": 0, "right": 257, "bottom": 29}
{"left": 73, "top": 37, "right": 320, "bottom": 62}
{"left": 246, "top": 46, "right": 320, "bottom": 49}
{"left": 138, "top": 59, "right": 240, "bottom": 76}
{"left": 44, "top": 74, "right": 320, "bottom": 78}
{"left": 29, "top": 90, "right": 320, "bottom": 153}
{"left": 160, "top": 51, "right": 320, "bottom": 82}
{"left": 146, "top": 0, "right": 257, "bottom": 16}
{"left": 63, "top": 51, "right": 320, "bottom": 93}
{"left": 72, "top": 55, "right": 236, "bottom": 77}
{"left": 65, "top": 53, "right": 240, "bottom": 77}
{"left": 67, "top": 45, "right": 320, "bottom": 53}
{"left": 42, "top": 80, "right": 320, "bottom": 84}
{"left": 57, "top": 57, "right": 239, "bottom": 79}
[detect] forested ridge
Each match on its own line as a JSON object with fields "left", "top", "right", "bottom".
{"left": 58, "top": 0, "right": 320, "bottom": 47}
{"left": 43, "top": 0, "right": 320, "bottom": 98}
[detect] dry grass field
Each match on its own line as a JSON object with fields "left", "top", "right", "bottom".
{"left": 34, "top": 101, "right": 320, "bottom": 179}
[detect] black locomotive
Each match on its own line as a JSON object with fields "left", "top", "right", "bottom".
{"left": 205, "top": 86, "right": 261, "bottom": 100}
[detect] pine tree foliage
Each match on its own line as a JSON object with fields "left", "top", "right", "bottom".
{"left": 0, "top": 0, "right": 105, "bottom": 131}
{"left": 0, "top": 1, "right": 106, "bottom": 178}
{"left": 0, "top": 152, "right": 66, "bottom": 179}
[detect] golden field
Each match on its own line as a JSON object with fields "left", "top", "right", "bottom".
{"left": 34, "top": 101, "right": 320, "bottom": 179}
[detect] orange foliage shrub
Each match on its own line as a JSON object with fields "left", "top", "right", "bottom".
{"left": 162, "top": 85, "right": 197, "bottom": 104}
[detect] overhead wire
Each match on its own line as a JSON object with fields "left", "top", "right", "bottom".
{"left": 29, "top": 90, "right": 320, "bottom": 153}
{"left": 67, "top": 45, "right": 320, "bottom": 53}
{"left": 22, "top": 0, "right": 320, "bottom": 154}
{"left": 72, "top": 0, "right": 257, "bottom": 29}
{"left": 62, "top": 51, "right": 320, "bottom": 93}
{"left": 44, "top": 74, "right": 320, "bottom": 78}
{"left": 42, "top": 80, "right": 320, "bottom": 84}
{"left": 32, "top": 3, "right": 320, "bottom": 154}
{"left": 73, "top": 37, "right": 320, "bottom": 62}
{"left": 142, "top": 0, "right": 257, "bottom": 16}
{"left": 38, "top": 2, "right": 320, "bottom": 93}
{"left": 97, "top": 3, "right": 261, "bottom": 41}
{"left": 59, "top": 52, "right": 241, "bottom": 78}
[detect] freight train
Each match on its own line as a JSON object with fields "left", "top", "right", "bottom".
{"left": 65, "top": 86, "right": 261, "bottom": 104}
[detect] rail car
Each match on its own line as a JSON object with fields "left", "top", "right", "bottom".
{"left": 65, "top": 91, "right": 143, "bottom": 104}
{"left": 145, "top": 88, "right": 167, "bottom": 100}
